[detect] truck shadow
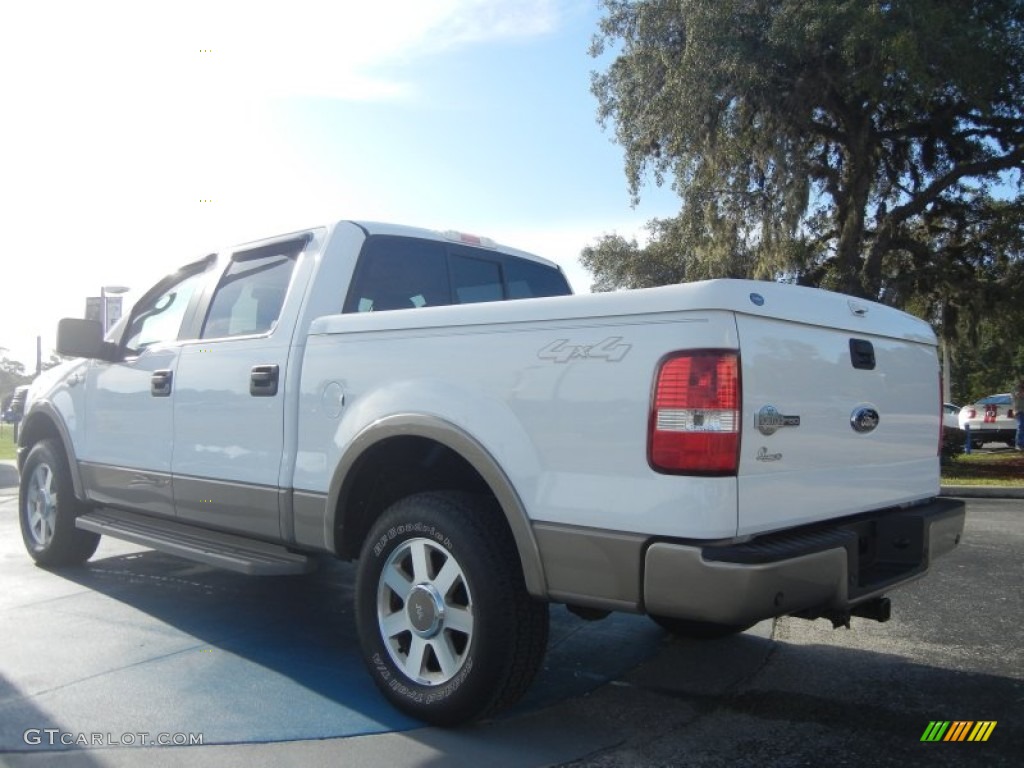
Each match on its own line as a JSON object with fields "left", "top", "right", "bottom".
{"left": 0, "top": 547, "right": 663, "bottom": 748}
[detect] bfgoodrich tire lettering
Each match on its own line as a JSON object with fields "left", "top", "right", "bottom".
{"left": 355, "top": 491, "right": 549, "bottom": 726}
{"left": 19, "top": 439, "right": 100, "bottom": 566}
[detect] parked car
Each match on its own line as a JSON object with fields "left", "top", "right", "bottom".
{"left": 958, "top": 394, "right": 1016, "bottom": 448}
{"left": 7, "top": 385, "right": 29, "bottom": 423}
{"left": 942, "top": 403, "right": 962, "bottom": 431}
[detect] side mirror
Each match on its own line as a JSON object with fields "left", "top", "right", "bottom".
{"left": 57, "top": 318, "right": 115, "bottom": 361}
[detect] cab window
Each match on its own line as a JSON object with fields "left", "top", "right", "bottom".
{"left": 122, "top": 267, "right": 208, "bottom": 355}
{"left": 201, "top": 239, "right": 305, "bottom": 339}
{"left": 450, "top": 251, "right": 504, "bottom": 304}
{"left": 343, "top": 236, "right": 450, "bottom": 313}
{"left": 343, "top": 235, "right": 570, "bottom": 313}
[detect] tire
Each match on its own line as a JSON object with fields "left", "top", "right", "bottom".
{"left": 355, "top": 491, "right": 549, "bottom": 726}
{"left": 19, "top": 439, "right": 100, "bottom": 567}
{"left": 649, "top": 614, "right": 754, "bottom": 640}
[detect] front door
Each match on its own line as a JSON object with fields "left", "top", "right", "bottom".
{"left": 79, "top": 262, "right": 211, "bottom": 516}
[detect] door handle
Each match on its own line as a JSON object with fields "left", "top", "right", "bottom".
{"left": 250, "top": 364, "right": 279, "bottom": 397}
{"left": 151, "top": 369, "right": 173, "bottom": 397}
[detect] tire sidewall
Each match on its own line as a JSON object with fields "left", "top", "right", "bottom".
{"left": 355, "top": 494, "right": 516, "bottom": 725}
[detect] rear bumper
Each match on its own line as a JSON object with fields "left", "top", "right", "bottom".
{"left": 963, "top": 425, "right": 1015, "bottom": 443}
{"left": 644, "top": 497, "right": 965, "bottom": 625}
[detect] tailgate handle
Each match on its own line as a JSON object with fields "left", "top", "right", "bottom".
{"left": 849, "top": 339, "right": 875, "bottom": 370}
{"left": 250, "top": 364, "right": 279, "bottom": 397}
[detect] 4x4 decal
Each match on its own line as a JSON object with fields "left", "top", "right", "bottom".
{"left": 538, "top": 336, "right": 632, "bottom": 363}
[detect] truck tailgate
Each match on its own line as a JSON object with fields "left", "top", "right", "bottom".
{"left": 736, "top": 306, "right": 940, "bottom": 536}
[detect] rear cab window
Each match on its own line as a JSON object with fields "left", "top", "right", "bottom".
{"left": 343, "top": 235, "right": 570, "bottom": 314}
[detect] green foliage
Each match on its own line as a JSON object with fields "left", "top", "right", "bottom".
{"left": 942, "top": 449, "right": 1024, "bottom": 486}
{"left": 948, "top": 310, "right": 1024, "bottom": 403}
{"left": 0, "top": 429, "right": 16, "bottom": 460}
{"left": 940, "top": 428, "right": 965, "bottom": 465}
{"left": 589, "top": 0, "right": 1024, "bottom": 304}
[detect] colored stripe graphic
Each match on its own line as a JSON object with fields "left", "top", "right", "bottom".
{"left": 922, "top": 721, "right": 998, "bottom": 742}
{"left": 945, "top": 721, "right": 972, "bottom": 741}
{"left": 968, "top": 722, "right": 997, "bottom": 742}
{"left": 921, "top": 721, "right": 950, "bottom": 742}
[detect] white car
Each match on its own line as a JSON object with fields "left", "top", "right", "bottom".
{"left": 958, "top": 394, "right": 1016, "bottom": 448}
{"left": 943, "top": 402, "right": 962, "bottom": 430}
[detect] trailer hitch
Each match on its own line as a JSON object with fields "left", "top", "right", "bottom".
{"left": 799, "top": 597, "right": 892, "bottom": 629}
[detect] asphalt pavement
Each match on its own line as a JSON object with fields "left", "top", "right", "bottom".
{"left": 0, "top": 461, "right": 1021, "bottom": 767}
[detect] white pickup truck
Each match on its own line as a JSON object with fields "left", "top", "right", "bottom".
{"left": 18, "top": 219, "right": 965, "bottom": 725}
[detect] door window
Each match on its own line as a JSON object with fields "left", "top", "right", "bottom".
{"left": 122, "top": 268, "right": 208, "bottom": 355}
{"left": 201, "top": 239, "right": 305, "bottom": 339}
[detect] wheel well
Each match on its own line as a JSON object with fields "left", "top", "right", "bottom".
{"left": 18, "top": 412, "right": 61, "bottom": 459}
{"left": 334, "top": 436, "right": 496, "bottom": 560}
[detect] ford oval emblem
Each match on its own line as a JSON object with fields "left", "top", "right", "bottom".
{"left": 850, "top": 406, "right": 880, "bottom": 434}
{"left": 749, "top": 292, "right": 765, "bottom": 306}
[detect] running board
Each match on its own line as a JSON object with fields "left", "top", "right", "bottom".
{"left": 76, "top": 509, "right": 313, "bottom": 575}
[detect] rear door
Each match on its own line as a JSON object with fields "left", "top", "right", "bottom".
{"left": 736, "top": 296, "right": 940, "bottom": 535}
{"left": 171, "top": 236, "right": 309, "bottom": 538}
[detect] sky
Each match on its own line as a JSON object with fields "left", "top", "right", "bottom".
{"left": 0, "top": 0, "right": 682, "bottom": 370}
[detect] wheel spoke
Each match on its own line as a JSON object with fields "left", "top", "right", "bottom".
{"left": 404, "top": 635, "right": 428, "bottom": 680}
{"left": 410, "top": 540, "right": 431, "bottom": 582}
{"left": 30, "top": 512, "right": 44, "bottom": 542}
{"left": 381, "top": 610, "right": 409, "bottom": 640}
{"left": 382, "top": 562, "right": 412, "bottom": 601}
{"left": 444, "top": 606, "right": 474, "bottom": 635}
{"left": 39, "top": 465, "right": 52, "bottom": 495}
{"left": 432, "top": 557, "right": 462, "bottom": 597}
{"left": 28, "top": 503, "right": 49, "bottom": 545}
{"left": 430, "top": 636, "right": 459, "bottom": 680}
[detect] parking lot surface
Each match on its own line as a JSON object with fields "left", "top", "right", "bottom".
{"left": 0, "top": 466, "right": 1020, "bottom": 767}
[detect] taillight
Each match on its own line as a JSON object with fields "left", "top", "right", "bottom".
{"left": 968, "top": 408, "right": 977, "bottom": 419}
{"left": 649, "top": 350, "right": 740, "bottom": 474}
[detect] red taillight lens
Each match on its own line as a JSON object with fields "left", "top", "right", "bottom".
{"left": 649, "top": 351, "right": 740, "bottom": 474}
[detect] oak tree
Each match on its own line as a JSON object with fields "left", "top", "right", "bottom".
{"left": 587, "top": 0, "right": 1024, "bottom": 307}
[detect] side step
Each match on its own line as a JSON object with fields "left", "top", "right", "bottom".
{"left": 76, "top": 509, "right": 314, "bottom": 575}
